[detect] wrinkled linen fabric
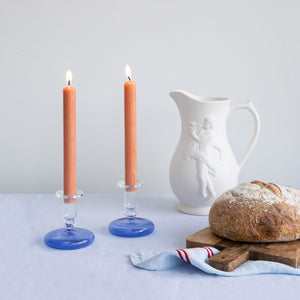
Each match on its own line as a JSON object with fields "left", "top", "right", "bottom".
{"left": 131, "top": 247, "right": 300, "bottom": 276}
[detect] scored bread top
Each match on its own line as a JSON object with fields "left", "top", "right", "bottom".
{"left": 215, "top": 181, "right": 300, "bottom": 207}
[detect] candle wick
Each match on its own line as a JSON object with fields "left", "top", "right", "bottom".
{"left": 128, "top": 76, "right": 131, "bottom": 81}
{"left": 68, "top": 80, "right": 71, "bottom": 86}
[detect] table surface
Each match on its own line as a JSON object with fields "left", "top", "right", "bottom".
{"left": 0, "top": 193, "right": 299, "bottom": 300}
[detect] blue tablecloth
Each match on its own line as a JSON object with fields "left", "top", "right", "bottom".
{"left": 0, "top": 194, "right": 299, "bottom": 300}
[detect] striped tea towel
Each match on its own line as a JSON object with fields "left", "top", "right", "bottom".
{"left": 130, "top": 247, "right": 300, "bottom": 276}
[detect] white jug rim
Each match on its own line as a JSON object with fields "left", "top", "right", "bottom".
{"left": 170, "top": 90, "right": 230, "bottom": 103}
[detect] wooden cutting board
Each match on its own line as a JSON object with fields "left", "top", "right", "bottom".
{"left": 186, "top": 227, "right": 300, "bottom": 272}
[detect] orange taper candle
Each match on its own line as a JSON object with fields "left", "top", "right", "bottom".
{"left": 124, "top": 65, "right": 137, "bottom": 192}
{"left": 63, "top": 70, "right": 77, "bottom": 203}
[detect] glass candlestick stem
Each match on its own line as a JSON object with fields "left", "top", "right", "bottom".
{"left": 109, "top": 181, "right": 154, "bottom": 237}
{"left": 44, "top": 190, "right": 95, "bottom": 250}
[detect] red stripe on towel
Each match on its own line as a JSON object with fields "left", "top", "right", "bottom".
{"left": 203, "top": 247, "right": 211, "bottom": 258}
{"left": 176, "top": 250, "right": 184, "bottom": 260}
{"left": 207, "top": 247, "right": 214, "bottom": 257}
{"left": 181, "top": 249, "right": 191, "bottom": 264}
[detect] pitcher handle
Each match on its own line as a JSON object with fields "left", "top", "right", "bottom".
{"left": 229, "top": 101, "right": 261, "bottom": 169}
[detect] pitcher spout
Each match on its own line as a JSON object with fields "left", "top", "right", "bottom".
{"left": 170, "top": 91, "right": 231, "bottom": 106}
{"left": 169, "top": 90, "right": 200, "bottom": 106}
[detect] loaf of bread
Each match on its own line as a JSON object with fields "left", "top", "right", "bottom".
{"left": 209, "top": 181, "right": 300, "bottom": 242}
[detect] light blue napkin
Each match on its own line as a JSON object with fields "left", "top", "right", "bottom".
{"left": 131, "top": 247, "right": 300, "bottom": 276}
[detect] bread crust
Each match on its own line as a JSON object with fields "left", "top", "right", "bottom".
{"left": 209, "top": 181, "right": 300, "bottom": 242}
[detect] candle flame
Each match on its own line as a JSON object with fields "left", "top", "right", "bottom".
{"left": 125, "top": 65, "right": 131, "bottom": 81}
{"left": 66, "top": 70, "right": 72, "bottom": 85}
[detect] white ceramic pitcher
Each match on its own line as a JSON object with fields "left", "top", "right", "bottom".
{"left": 169, "top": 90, "right": 260, "bottom": 215}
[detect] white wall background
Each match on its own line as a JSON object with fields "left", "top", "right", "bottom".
{"left": 0, "top": 0, "right": 299, "bottom": 194}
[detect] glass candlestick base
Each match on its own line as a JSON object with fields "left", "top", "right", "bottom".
{"left": 44, "top": 190, "right": 95, "bottom": 250}
{"left": 44, "top": 227, "right": 95, "bottom": 250}
{"left": 109, "top": 181, "right": 154, "bottom": 237}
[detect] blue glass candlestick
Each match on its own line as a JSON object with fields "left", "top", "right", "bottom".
{"left": 44, "top": 190, "right": 95, "bottom": 250}
{"left": 109, "top": 181, "right": 154, "bottom": 237}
